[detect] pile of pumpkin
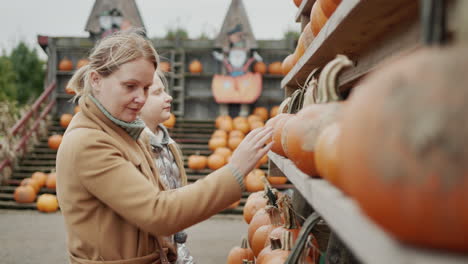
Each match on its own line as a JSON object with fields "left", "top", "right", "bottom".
{"left": 283, "top": 0, "right": 342, "bottom": 75}
{"left": 273, "top": 46, "right": 468, "bottom": 252}
{"left": 227, "top": 187, "right": 320, "bottom": 263}
{"left": 13, "top": 171, "right": 59, "bottom": 213}
{"left": 58, "top": 57, "right": 89, "bottom": 72}
{"left": 187, "top": 106, "right": 289, "bottom": 187}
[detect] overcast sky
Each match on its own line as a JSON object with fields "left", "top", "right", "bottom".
{"left": 0, "top": 0, "right": 300, "bottom": 59}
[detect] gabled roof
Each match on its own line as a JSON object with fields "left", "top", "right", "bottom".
{"left": 214, "top": 0, "right": 258, "bottom": 50}
{"left": 85, "top": 0, "right": 145, "bottom": 35}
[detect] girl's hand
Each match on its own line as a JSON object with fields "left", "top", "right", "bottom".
{"left": 228, "top": 126, "right": 274, "bottom": 176}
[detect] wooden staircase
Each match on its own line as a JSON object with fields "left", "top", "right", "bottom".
{"left": 0, "top": 118, "right": 292, "bottom": 213}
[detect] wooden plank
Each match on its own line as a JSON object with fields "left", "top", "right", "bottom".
{"left": 0, "top": 201, "right": 37, "bottom": 210}
{"left": 295, "top": 0, "right": 316, "bottom": 22}
{"left": 281, "top": 0, "right": 420, "bottom": 91}
{"left": 268, "top": 152, "right": 468, "bottom": 264}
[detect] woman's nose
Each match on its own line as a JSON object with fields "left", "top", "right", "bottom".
{"left": 133, "top": 88, "right": 147, "bottom": 104}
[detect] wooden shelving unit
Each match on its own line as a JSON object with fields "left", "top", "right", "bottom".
{"left": 269, "top": 152, "right": 468, "bottom": 264}
{"left": 268, "top": 0, "right": 468, "bottom": 263}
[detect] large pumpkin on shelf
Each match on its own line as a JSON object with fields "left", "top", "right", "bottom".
{"left": 60, "top": 114, "right": 73, "bottom": 128}
{"left": 48, "top": 135, "right": 63, "bottom": 150}
{"left": 37, "top": 194, "right": 59, "bottom": 213}
{"left": 315, "top": 123, "right": 341, "bottom": 187}
{"left": 281, "top": 54, "right": 297, "bottom": 75}
{"left": 271, "top": 114, "right": 292, "bottom": 157}
{"left": 189, "top": 60, "right": 203, "bottom": 73}
{"left": 281, "top": 103, "right": 342, "bottom": 176}
{"left": 339, "top": 46, "right": 468, "bottom": 251}
{"left": 14, "top": 186, "right": 36, "bottom": 203}
{"left": 243, "top": 191, "right": 267, "bottom": 224}
{"left": 320, "top": 0, "right": 341, "bottom": 17}
{"left": 58, "top": 57, "right": 73, "bottom": 71}
{"left": 310, "top": 0, "right": 329, "bottom": 36}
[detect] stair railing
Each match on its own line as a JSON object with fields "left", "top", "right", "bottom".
{"left": 0, "top": 81, "right": 57, "bottom": 181}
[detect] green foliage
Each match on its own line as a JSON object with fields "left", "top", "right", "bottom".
{"left": 0, "top": 55, "right": 17, "bottom": 101}
{"left": 165, "top": 27, "right": 189, "bottom": 41}
{"left": 283, "top": 29, "right": 300, "bottom": 41}
{"left": 9, "top": 42, "right": 45, "bottom": 104}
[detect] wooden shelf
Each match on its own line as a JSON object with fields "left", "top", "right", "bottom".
{"left": 268, "top": 152, "right": 468, "bottom": 264}
{"left": 281, "top": 0, "right": 420, "bottom": 92}
{"left": 295, "top": 0, "right": 316, "bottom": 22}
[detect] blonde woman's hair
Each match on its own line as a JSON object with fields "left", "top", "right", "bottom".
{"left": 68, "top": 29, "right": 159, "bottom": 100}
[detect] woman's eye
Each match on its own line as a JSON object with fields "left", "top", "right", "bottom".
{"left": 126, "top": 84, "right": 136, "bottom": 89}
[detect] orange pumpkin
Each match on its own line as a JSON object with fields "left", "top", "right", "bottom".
{"left": 162, "top": 113, "right": 176, "bottom": 128}
{"left": 207, "top": 154, "right": 225, "bottom": 170}
{"left": 253, "top": 107, "right": 269, "bottom": 121}
{"left": 58, "top": 57, "right": 73, "bottom": 71}
{"left": 300, "top": 22, "right": 315, "bottom": 50}
{"left": 60, "top": 114, "right": 73, "bottom": 128}
{"left": 248, "top": 207, "right": 271, "bottom": 245}
{"left": 37, "top": 194, "right": 59, "bottom": 213}
{"left": 233, "top": 121, "right": 250, "bottom": 135}
{"left": 293, "top": 0, "right": 302, "bottom": 7}
{"left": 250, "top": 121, "right": 265, "bottom": 131}
{"left": 216, "top": 115, "right": 232, "bottom": 128}
{"left": 229, "top": 130, "right": 245, "bottom": 139}
{"left": 315, "top": 123, "right": 341, "bottom": 187}
{"left": 267, "top": 176, "right": 288, "bottom": 185}
{"left": 14, "top": 186, "right": 36, "bottom": 203}
{"left": 255, "top": 154, "right": 268, "bottom": 168}
{"left": 226, "top": 238, "right": 255, "bottom": 264}
{"left": 281, "top": 54, "right": 297, "bottom": 76}
{"left": 160, "top": 61, "right": 171, "bottom": 72}
{"left": 209, "top": 137, "right": 227, "bottom": 151}
{"left": 251, "top": 206, "right": 283, "bottom": 256}
{"left": 214, "top": 147, "right": 232, "bottom": 161}
{"left": 254, "top": 62, "right": 267, "bottom": 74}
{"left": 233, "top": 116, "right": 248, "bottom": 125}
{"left": 218, "top": 117, "right": 234, "bottom": 132}
{"left": 310, "top": 0, "right": 329, "bottom": 36}
{"left": 189, "top": 60, "right": 203, "bottom": 73}
{"left": 271, "top": 114, "right": 292, "bottom": 157}
{"left": 76, "top": 59, "right": 89, "bottom": 69}
{"left": 31, "top": 171, "right": 48, "bottom": 188}
{"left": 188, "top": 155, "right": 207, "bottom": 170}
{"left": 339, "top": 47, "right": 468, "bottom": 251}
{"left": 46, "top": 173, "right": 57, "bottom": 189}
{"left": 268, "top": 62, "right": 283, "bottom": 75}
{"left": 74, "top": 105, "right": 81, "bottom": 114}
{"left": 65, "top": 83, "right": 76, "bottom": 95}
{"left": 245, "top": 169, "right": 266, "bottom": 192}
{"left": 228, "top": 137, "right": 243, "bottom": 150}
{"left": 247, "top": 114, "right": 263, "bottom": 125}
{"left": 257, "top": 238, "right": 282, "bottom": 264}
{"left": 243, "top": 191, "right": 268, "bottom": 224}
{"left": 212, "top": 129, "right": 228, "bottom": 140}
{"left": 270, "top": 106, "right": 279, "bottom": 118}
{"left": 281, "top": 103, "right": 341, "bottom": 176}
{"left": 48, "top": 135, "right": 63, "bottom": 150}
{"left": 20, "top": 178, "right": 40, "bottom": 193}
{"left": 319, "top": 0, "right": 341, "bottom": 17}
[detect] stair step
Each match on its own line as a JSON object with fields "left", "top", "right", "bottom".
{"left": 20, "top": 160, "right": 57, "bottom": 166}
{"left": 0, "top": 201, "right": 37, "bottom": 210}
{"left": 15, "top": 166, "right": 56, "bottom": 173}
{"left": 22, "top": 154, "right": 57, "bottom": 160}
{"left": 0, "top": 193, "right": 14, "bottom": 201}
{"left": 0, "top": 186, "right": 56, "bottom": 194}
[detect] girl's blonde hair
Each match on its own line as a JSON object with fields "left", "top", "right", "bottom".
{"left": 69, "top": 29, "right": 159, "bottom": 100}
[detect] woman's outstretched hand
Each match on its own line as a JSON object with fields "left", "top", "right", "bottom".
{"left": 228, "top": 126, "right": 274, "bottom": 177}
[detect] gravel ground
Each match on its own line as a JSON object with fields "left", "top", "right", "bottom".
{"left": 0, "top": 210, "right": 247, "bottom": 264}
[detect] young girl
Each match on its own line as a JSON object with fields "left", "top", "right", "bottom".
{"left": 56, "top": 29, "right": 273, "bottom": 264}
{"left": 139, "top": 71, "right": 194, "bottom": 264}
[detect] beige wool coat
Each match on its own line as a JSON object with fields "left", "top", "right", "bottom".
{"left": 56, "top": 96, "right": 242, "bottom": 264}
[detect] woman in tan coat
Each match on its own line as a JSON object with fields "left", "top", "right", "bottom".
{"left": 56, "top": 30, "right": 272, "bottom": 264}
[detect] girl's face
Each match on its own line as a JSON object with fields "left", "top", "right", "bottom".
{"left": 140, "top": 73, "right": 173, "bottom": 127}
{"left": 91, "top": 58, "right": 155, "bottom": 122}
